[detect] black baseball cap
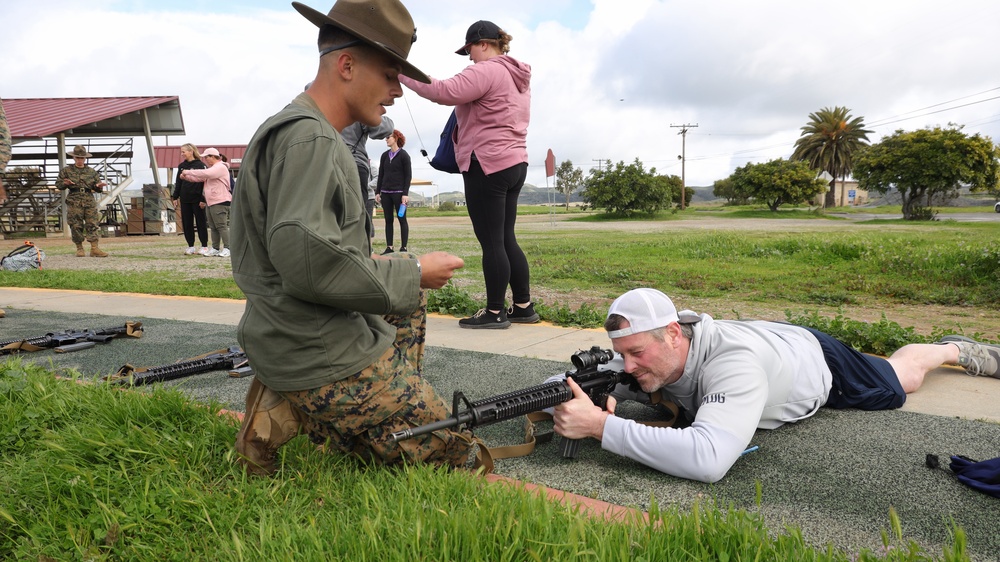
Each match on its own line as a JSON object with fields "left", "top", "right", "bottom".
{"left": 455, "top": 20, "right": 501, "bottom": 55}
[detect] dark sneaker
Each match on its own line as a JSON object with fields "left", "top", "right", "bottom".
{"left": 459, "top": 308, "right": 511, "bottom": 329}
{"left": 381, "top": 247, "right": 394, "bottom": 255}
{"left": 507, "top": 303, "right": 540, "bottom": 324}
{"left": 399, "top": 246, "right": 408, "bottom": 252}
{"left": 939, "top": 335, "right": 1000, "bottom": 378}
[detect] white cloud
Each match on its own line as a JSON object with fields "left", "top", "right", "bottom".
{"left": 5, "top": 0, "right": 1000, "bottom": 196}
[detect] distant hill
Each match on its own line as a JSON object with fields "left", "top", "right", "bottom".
{"left": 688, "top": 185, "right": 719, "bottom": 203}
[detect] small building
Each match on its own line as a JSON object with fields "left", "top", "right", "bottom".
{"left": 812, "top": 176, "right": 869, "bottom": 207}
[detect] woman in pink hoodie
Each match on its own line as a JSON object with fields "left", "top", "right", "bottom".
{"left": 400, "top": 20, "right": 535, "bottom": 330}
{"left": 179, "top": 147, "right": 233, "bottom": 257}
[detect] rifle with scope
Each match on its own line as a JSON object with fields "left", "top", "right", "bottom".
{"left": 390, "top": 346, "right": 635, "bottom": 458}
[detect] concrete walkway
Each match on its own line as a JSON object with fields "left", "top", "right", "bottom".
{"left": 1, "top": 287, "right": 997, "bottom": 423}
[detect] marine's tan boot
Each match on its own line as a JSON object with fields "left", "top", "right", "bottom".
{"left": 75, "top": 242, "right": 85, "bottom": 257}
{"left": 89, "top": 240, "right": 108, "bottom": 258}
{"left": 235, "top": 378, "right": 307, "bottom": 476}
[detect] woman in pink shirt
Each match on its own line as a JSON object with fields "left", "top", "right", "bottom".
{"left": 400, "top": 20, "right": 536, "bottom": 330}
{"left": 180, "top": 147, "right": 233, "bottom": 257}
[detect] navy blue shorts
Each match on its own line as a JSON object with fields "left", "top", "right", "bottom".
{"left": 804, "top": 327, "right": 906, "bottom": 410}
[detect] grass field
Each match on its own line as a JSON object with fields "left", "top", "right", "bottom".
{"left": 2, "top": 205, "right": 997, "bottom": 560}
{"left": 0, "top": 360, "right": 974, "bottom": 561}
{"left": 4, "top": 204, "right": 1000, "bottom": 337}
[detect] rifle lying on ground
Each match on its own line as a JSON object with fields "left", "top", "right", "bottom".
{"left": 104, "top": 345, "right": 252, "bottom": 386}
{"left": 391, "top": 346, "right": 638, "bottom": 458}
{"left": 0, "top": 322, "right": 144, "bottom": 355}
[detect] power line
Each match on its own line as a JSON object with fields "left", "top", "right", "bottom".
{"left": 667, "top": 87, "right": 1000, "bottom": 166}
{"left": 867, "top": 86, "right": 1000, "bottom": 127}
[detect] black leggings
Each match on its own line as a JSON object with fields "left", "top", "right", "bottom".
{"left": 463, "top": 159, "right": 530, "bottom": 311}
{"left": 380, "top": 192, "right": 408, "bottom": 249}
{"left": 179, "top": 199, "right": 208, "bottom": 247}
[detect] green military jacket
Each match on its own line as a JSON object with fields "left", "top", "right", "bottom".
{"left": 230, "top": 93, "right": 420, "bottom": 392}
{"left": 57, "top": 164, "right": 101, "bottom": 192}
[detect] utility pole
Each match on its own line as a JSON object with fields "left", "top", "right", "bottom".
{"left": 670, "top": 123, "right": 698, "bottom": 210}
{"left": 591, "top": 158, "right": 606, "bottom": 172}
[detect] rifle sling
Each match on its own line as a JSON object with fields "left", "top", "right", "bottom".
{"left": 480, "top": 401, "right": 680, "bottom": 462}
{"left": 1, "top": 341, "right": 46, "bottom": 354}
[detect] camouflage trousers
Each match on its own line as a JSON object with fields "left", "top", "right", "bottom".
{"left": 278, "top": 290, "right": 476, "bottom": 468}
{"left": 67, "top": 192, "right": 101, "bottom": 243}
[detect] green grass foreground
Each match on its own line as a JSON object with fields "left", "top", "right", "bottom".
{"left": 0, "top": 360, "right": 969, "bottom": 561}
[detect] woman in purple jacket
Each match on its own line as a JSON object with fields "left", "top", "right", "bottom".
{"left": 400, "top": 20, "right": 537, "bottom": 329}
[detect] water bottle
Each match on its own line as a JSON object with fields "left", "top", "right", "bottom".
{"left": 397, "top": 203, "right": 406, "bottom": 218}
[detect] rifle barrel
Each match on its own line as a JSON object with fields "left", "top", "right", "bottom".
{"left": 1, "top": 323, "right": 141, "bottom": 356}
{"left": 388, "top": 348, "right": 631, "bottom": 461}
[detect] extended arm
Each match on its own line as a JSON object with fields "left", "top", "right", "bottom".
{"left": 553, "top": 355, "right": 768, "bottom": 483}
{"left": 181, "top": 162, "right": 229, "bottom": 182}
{"left": 398, "top": 64, "right": 495, "bottom": 106}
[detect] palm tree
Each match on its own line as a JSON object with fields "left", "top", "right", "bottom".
{"left": 791, "top": 107, "right": 872, "bottom": 208}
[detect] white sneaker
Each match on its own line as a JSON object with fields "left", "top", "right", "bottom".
{"left": 184, "top": 246, "right": 196, "bottom": 255}
{"left": 218, "top": 248, "right": 231, "bottom": 258}
{"left": 940, "top": 336, "right": 1000, "bottom": 378}
{"left": 197, "top": 247, "right": 211, "bottom": 255}
{"left": 204, "top": 248, "right": 220, "bottom": 257}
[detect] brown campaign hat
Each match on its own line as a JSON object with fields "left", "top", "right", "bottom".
{"left": 292, "top": 0, "right": 429, "bottom": 83}
{"left": 68, "top": 145, "right": 92, "bottom": 158}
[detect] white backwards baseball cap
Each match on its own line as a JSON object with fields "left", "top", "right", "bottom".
{"left": 606, "top": 288, "right": 680, "bottom": 339}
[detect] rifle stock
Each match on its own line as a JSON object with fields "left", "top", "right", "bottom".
{"left": 390, "top": 346, "right": 634, "bottom": 458}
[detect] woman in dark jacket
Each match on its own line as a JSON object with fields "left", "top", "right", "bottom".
{"left": 172, "top": 143, "right": 209, "bottom": 255}
{"left": 375, "top": 130, "right": 412, "bottom": 255}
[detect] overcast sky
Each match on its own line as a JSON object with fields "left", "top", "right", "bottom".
{"left": 5, "top": 0, "right": 1000, "bottom": 197}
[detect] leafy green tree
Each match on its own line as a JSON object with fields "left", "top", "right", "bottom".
{"left": 791, "top": 106, "right": 872, "bottom": 208}
{"left": 712, "top": 177, "right": 750, "bottom": 205}
{"left": 730, "top": 158, "right": 829, "bottom": 211}
{"left": 662, "top": 175, "right": 689, "bottom": 208}
{"left": 853, "top": 126, "right": 1000, "bottom": 220}
{"left": 581, "top": 158, "right": 672, "bottom": 216}
{"left": 555, "top": 160, "right": 584, "bottom": 209}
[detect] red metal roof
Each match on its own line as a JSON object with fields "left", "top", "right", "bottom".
{"left": 154, "top": 145, "right": 248, "bottom": 170}
{"left": 4, "top": 96, "right": 184, "bottom": 139}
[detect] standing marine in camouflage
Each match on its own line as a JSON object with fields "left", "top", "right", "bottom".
{"left": 0, "top": 98, "right": 11, "bottom": 207}
{"left": 0, "top": 99, "right": 10, "bottom": 317}
{"left": 58, "top": 145, "right": 108, "bottom": 257}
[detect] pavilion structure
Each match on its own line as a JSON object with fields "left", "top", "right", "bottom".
{"left": 1, "top": 97, "right": 185, "bottom": 237}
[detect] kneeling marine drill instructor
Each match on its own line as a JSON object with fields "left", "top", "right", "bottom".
{"left": 231, "top": 0, "right": 483, "bottom": 475}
